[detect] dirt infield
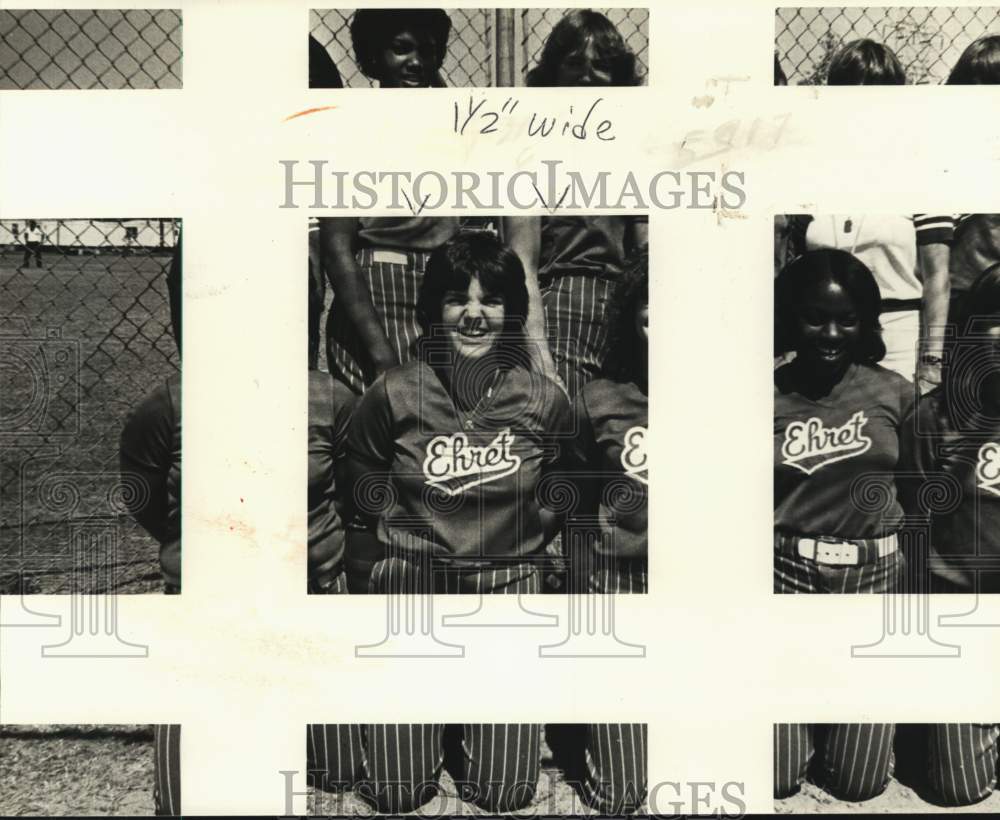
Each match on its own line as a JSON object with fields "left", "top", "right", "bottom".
{"left": 0, "top": 725, "right": 154, "bottom": 816}
{"left": 776, "top": 777, "right": 1000, "bottom": 813}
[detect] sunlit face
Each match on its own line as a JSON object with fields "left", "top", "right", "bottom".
{"left": 378, "top": 30, "right": 438, "bottom": 88}
{"left": 441, "top": 277, "right": 506, "bottom": 360}
{"left": 556, "top": 38, "right": 614, "bottom": 86}
{"left": 634, "top": 297, "right": 648, "bottom": 345}
{"left": 792, "top": 278, "right": 863, "bottom": 376}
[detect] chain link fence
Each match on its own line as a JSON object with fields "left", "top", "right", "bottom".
{"left": 310, "top": 8, "right": 648, "bottom": 87}
{"left": 0, "top": 219, "right": 180, "bottom": 594}
{"left": 776, "top": 6, "right": 1000, "bottom": 85}
{"left": 0, "top": 9, "right": 181, "bottom": 89}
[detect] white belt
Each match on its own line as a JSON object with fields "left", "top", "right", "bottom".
{"left": 795, "top": 535, "right": 897, "bottom": 567}
{"left": 372, "top": 249, "right": 409, "bottom": 265}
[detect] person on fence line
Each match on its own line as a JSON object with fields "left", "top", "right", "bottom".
{"left": 825, "top": 38, "right": 906, "bottom": 85}
{"left": 774, "top": 724, "right": 896, "bottom": 802}
{"left": 899, "top": 264, "right": 1000, "bottom": 594}
{"left": 525, "top": 9, "right": 643, "bottom": 86}
{"left": 925, "top": 724, "right": 1000, "bottom": 806}
{"left": 20, "top": 219, "right": 44, "bottom": 268}
{"left": 566, "top": 249, "right": 648, "bottom": 594}
{"left": 341, "top": 232, "right": 571, "bottom": 594}
{"left": 308, "top": 34, "right": 343, "bottom": 88}
{"left": 773, "top": 250, "right": 914, "bottom": 594}
{"left": 774, "top": 51, "right": 788, "bottom": 85}
{"left": 350, "top": 8, "right": 451, "bottom": 88}
{"left": 947, "top": 34, "right": 1000, "bottom": 84}
{"left": 784, "top": 213, "right": 952, "bottom": 390}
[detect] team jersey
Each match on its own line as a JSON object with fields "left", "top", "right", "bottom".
{"left": 570, "top": 378, "right": 648, "bottom": 559}
{"left": 774, "top": 363, "right": 914, "bottom": 540}
{"left": 899, "top": 391, "right": 1000, "bottom": 591}
{"left": 538, "top": 215, "right": 646, "bottom": 282}
{"left": 357, "top": 217, "right": 460, "bottom": 251}
{"left": 119, "top": 373, "right": 181, "bottom": 584}
{"left": 346, "top": 359, "right": 572, "bottom": 562}
{"left": 308, "top": 371, "right": 356, "bottom": 577}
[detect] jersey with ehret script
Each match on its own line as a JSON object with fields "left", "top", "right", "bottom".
{"left": 774, "top": 363, "right": 914, "bottom": 540}
{"left": 347, "top": 359, "right": 572, "bottom": 562}
{"left": 899, "top": 391, "right": 1000, "bottom": 591}
{"left": 570, "top": 378, "right": 647, "bottom": 559}
{"left": 308, "top": 371, "right": 356, "bottom": 577}
{"left": 119, "top": 373, "right": 181, "bottom": 584}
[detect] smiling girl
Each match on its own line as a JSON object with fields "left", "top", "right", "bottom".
{"left": 350, "top": 8, "right": 451, "bottom": 88}
{"left": 342, "top": 231, "right": 571, "bottom": 595}
{"left": 773, "top": 249, "right": 915, "bottom": 594}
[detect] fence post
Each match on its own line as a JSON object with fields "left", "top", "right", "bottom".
{"left": 495, "top": 9, "right": 517, "bottom": 87}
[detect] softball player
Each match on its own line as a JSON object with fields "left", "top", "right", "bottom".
{"left": 774, "top": 250, "right": 914, "bottom": 593}
{"left": 900, "top": 264, "right": 1000, "bottom": 592}
{"left": 342, "top": 232, "right": 571, "bottom": 594}
{"left": 774, "top": 724, "right": 895, "bottom": 801}
{"left": 926, "top": 724, "right": 1000, "bottom": 806}
{"left": 308, "top": 34, "right": 343, "bottom": 88}
{"left": 153, "top": 724, "right": 181, "bottom": 816}
{"left": 567, "top": 250, "right": 648, "bottom": 593}
{"left": 825, "top": 39, "right": 906, "bottom": 84}
{"left": 350, "top": 8, "right": 451, "bottom": 89}
{"left": 321, "top": 216, "right": 460, "bottom": 394}
{"left": 947, "top": 34, "right": 1000, "bottom": 84}
{"left": 308, "top": 369, "right": 356, "bottom": 594}
{"left": 525, "top": 9, "right": 643, "bottom": 87}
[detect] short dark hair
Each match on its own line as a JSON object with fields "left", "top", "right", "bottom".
{"left": 350, "top": 8, "right": 451, "bottom": 82}
{"left": 526, "top": 9, "right": 641, "bottom": 87}
{"left": 603, "top": 248, "right": 648, "bottom": 383}
{"left": 774, "top": 52, "right": 788, "bottom": 86}
{"left": 947, "top": 34, "right": 1000, "bottom": 84}
{"left": 774, "top": 249, "right": 886, "bottom": 363}
{"left": 827, "top": 39, "right": 906, "bottom": 85}
{"left": 416, "top": 232, "right": 532, "bottom": 368}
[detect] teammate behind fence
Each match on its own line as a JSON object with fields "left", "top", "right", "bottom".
{"left": 826, "top": 38, "right": 906, "bottom": 85}
{"left": 19, "top": 220, "right": 44, "bottom": 268}
{"left": 350, "top": 8, "right": 451, "bottom": 88}
{"left": 526, "top": 9, "right": 642, "bottom": 86}
{"left": 947, "top": 34, "right": 1000, "bottom": 84}
{"left": 341, "top": 231, "right": 571, "bottom": 594}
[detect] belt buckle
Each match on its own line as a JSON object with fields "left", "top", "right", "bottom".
{"left": 815, "top": 539, "right": 859, "bottom": 566}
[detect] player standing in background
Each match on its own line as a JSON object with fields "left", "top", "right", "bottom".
{"left": 20, "top": 219, "right": 43, "bottom": 268}
{"left": 349, "top": 8, "right": 451, "bottom": 88}
{"left": 567, "top": 250, "right": 648, "bottom": 593}
{"left": 341, "top": 232, "right": 571, "bottom": 594}
{"left": 926, "top": 724, "right": 1000, "bottom": 806}
{"left": 900, "top": 264, "right": 1000, "bottom": 593}
{"left": 773, "top": 250, "right": 913, "bottom": 593}
{"left": 774, "top": 724, "right": 896, "bottom": 802}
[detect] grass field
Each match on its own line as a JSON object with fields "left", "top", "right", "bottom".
{"left": 307, "top": 727, "right": 646, "bottom": 816}
{"left": 0, "top": 249, "right": 179, "bottom": 594}
{"left": 0, "top": 725, "right": 155, "bottom": 816}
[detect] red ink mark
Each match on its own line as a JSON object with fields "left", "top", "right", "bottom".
{"left": 284, "top": 106, "right": 337, "bottom": 122}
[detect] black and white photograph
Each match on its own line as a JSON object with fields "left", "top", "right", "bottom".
{"left": 775, "top": 723, "right": 1000, "bottom": 812}
{"left": 309, "top": 7, "right": 649, "bottom": 88}
{"left": 307, "top": 216, "right": 648, "bottom": 595}
{"left": 0, "top": 218, "right": 181, "bottom": 595}
{"left": 774, "top": 6, "right": 1000, "bottom": 85}
{"left": 306, "top": 723, "right": 648, "bottom": 816}
{"left": 0, "top": 8, "right": 181, "bottom": 89}
{"left": 0, "top": 723, "right": 181, "bottom": 816}
{"left": 774, "top": 213, "right": 1000, "bottom": 594}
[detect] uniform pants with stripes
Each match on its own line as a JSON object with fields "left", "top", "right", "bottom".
{"left": 153, "top": 724, "right": 181, "bottom": 816}
{"left": 307, "top": 724, "right": 541, "bottom": 813}
{"left": 580, "top": 723, "right": 648, "bottom": 814}
{"left": 368, "top": 555, "right": 541, "bottom": 594}
{"left": 326, "top": 248, "right": 428, "bottom": 394}
{"left": 774, "top": 723, "right": 895, "bottom": 801}
{"left": 773, "top": 550, "right": 903, "bottom": 594}
{"left": 542, "top": 274, "right": 616, "bottom": 399}
{"left": 927, "top": 723, "right": 1000, "bottom": 806}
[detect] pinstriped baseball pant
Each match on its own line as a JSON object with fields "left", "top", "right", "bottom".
{"left": 542, "top": 274, "right": 616, "bottom": 399}
{"left": 326, "top": 248, "right": 428, "bottom": 394}
{"left": 581, "top": 723, "right": 648, "bottom": 814}
{"left": 774, "top": 723, "right": 895, "bottom": 801}
{"left": 927, "top": 723, "right": 1000, "bottom": 806}
{"left": 368, "top": 555, "right": 542, "bottom": 594}
{"left": 773, "top": 550, "right": 904, "bottom": 594}
{"left": 307, "top": 724, "right": 541, "bottom": 813}
{"left": 153, "top": 724, "right": 181, "bottom": 816}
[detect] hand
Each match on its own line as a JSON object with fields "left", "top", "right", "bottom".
{"left": 916, "top": 360, "right": 942, "bottom": 395}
